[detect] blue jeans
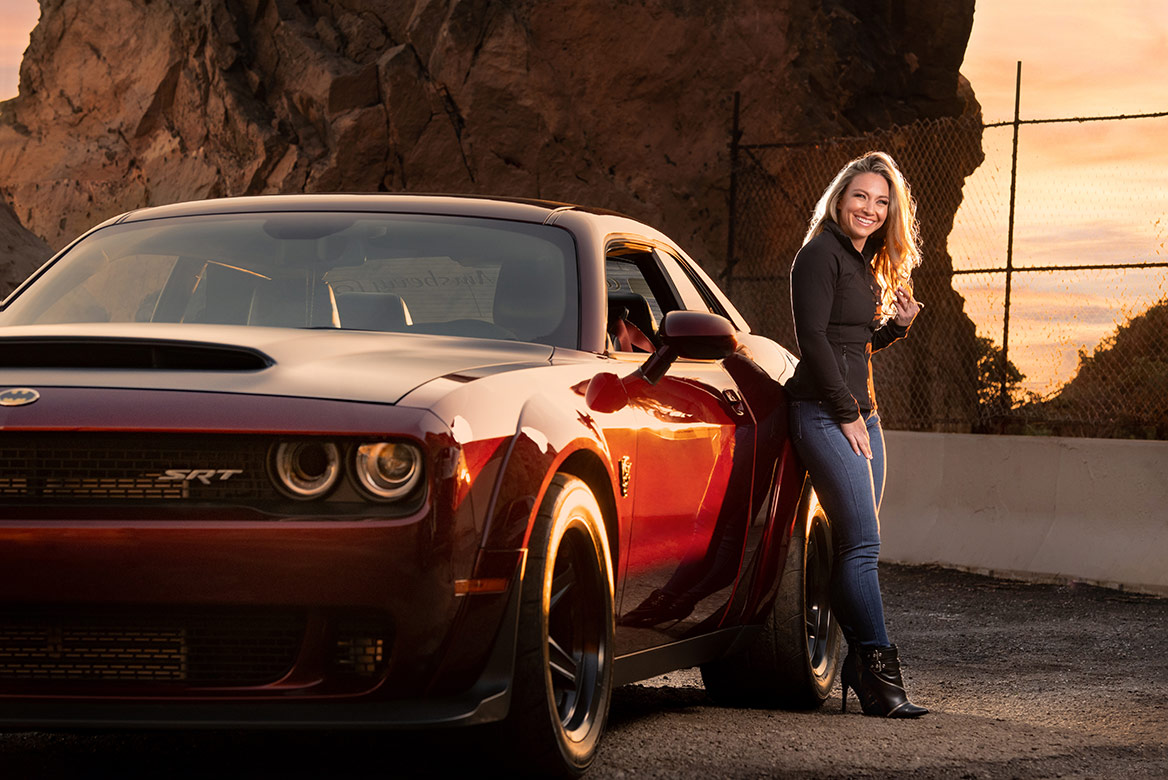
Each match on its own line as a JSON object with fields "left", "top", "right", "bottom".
{"left": 789, "top": 400, "right": 890, "bottom": 648}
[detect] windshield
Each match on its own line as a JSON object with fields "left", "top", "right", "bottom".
{"left": 2, "top": 212, "right": 580, "bottom": 348}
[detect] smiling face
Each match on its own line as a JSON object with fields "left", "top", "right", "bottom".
{"left": 836, "top": 171, "right": 890, "bottom": 253}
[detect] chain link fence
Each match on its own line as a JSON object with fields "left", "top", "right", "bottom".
{"left": 724, "top": 99, "right": 1168, "bottom": 439}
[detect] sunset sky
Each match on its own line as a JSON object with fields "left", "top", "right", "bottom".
{"left": 0, "top": 0, "right": 36, "bottom": 102}
{"left": 2, "top": 0, "right": 1166, "bottom": 394}
{"left": 954, "top": 1, "right": 1168, "bottom": 394}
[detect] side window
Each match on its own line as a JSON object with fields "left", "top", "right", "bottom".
{"left": 604, "top": 250, "right": 680, "bottom": 353}
{"left": 606, "top": 257, "right": 664, "bottom": 321}
{"left": 652, "top": 248, "right": 726, "bottom": 316}
{"left": 603, "top": 244, "right": 742, "bottom": 355}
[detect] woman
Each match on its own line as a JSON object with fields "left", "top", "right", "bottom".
{"left": 785, "top": 151, "right": 927, "bottom": 718}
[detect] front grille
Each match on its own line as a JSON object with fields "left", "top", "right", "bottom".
{"left": 0, "top": 608, "right": 305, "bottom": 686}
{"left": 0, "top": 433, "right": 271, "bottom": 503}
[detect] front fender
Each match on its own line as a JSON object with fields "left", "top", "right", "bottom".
{"left": 479, "top": 389, "right": 617, "bottom": 552}
{"left": 419, "top": 390, "right": 617, "bottom": 697}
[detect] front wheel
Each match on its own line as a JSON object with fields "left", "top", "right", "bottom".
{"left": 701, "top": 482, "right": 841, "bottom": 708}
{"left": 495, "top": 474, "right": 615, "bottom": 777}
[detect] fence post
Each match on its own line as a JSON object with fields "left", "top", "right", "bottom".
{"left": 725, "top": 91, "right": 741, "bottom": 295}
{"left": 1000, "top": 61, "right": 1022, "bottom": 416}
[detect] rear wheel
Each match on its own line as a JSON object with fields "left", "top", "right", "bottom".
{"left": 496, "top": 474, "right": 614, "bottom": 777}
{"left": 701, "top": 483, "right": 841, "bottom": 708}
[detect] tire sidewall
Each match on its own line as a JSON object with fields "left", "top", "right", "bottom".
{"left": 699, "top": 482, "right": 842, "bottom": 709}
{"left": 799, "top": 491, "right": 841, "bottom": 699}
{"left": 522, "top": 475, "right": 615, "bottom": 776}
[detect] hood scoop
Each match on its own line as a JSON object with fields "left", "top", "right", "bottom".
{"left": 0, "top": 338, "right": 273, "bottom": 371}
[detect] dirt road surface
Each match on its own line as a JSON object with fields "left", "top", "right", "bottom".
{"left": 2, "top": 564, "right": 1165, "bottom": 778}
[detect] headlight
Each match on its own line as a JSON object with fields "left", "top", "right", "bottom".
{"left": 272, "top": 441, "right": 341, "bottom": 499}
{"left": 353, "top": 442, "right": 423, "bottom": 500}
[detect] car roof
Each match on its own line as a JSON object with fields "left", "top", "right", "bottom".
{"left": 108, "top": 193, "right": 631, "bottom": 226}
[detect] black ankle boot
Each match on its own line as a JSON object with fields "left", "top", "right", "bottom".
{"left": 841, "top": 644, "right": 928, "bottom": 718}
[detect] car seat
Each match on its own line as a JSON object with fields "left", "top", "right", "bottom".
{"left": 247, "top": 275, "right": 339, "bottom": 328}
{"left": 607, "top": 291, "right": 657, "bottom": 352}
{"left": 335, "top": 292, "right": 413, "bottom": 331}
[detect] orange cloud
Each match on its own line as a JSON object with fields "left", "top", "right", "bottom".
{"left": 963, "top": 0, "right": 1168, "bottom": 121}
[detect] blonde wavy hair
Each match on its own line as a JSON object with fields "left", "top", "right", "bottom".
{"left": 803, "top": 151, "right": 921, "bottom": 320}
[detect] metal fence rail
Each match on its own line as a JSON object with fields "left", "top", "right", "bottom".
{"left": 725, "top": 73, "right": 1168, "bottom": 439}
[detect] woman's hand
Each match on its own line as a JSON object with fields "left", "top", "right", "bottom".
{"left": 840, "top": 415, "right": 872, "bottom": 459}
{"left": 893, "top": 285, "right": 922, "bottom": 327}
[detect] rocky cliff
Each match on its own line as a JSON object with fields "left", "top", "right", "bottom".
{"left": 0, "top": 0, "right": 982, "bottom": 425}
{"left": 1, "top": 0, "right": 974, "bottom": 261}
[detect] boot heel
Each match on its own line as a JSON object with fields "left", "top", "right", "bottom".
{"left": 840, "top": 644, "right": 858, "bottom": 714}
{"left": 852, "top": 644, "right": 928, "bottom": 718}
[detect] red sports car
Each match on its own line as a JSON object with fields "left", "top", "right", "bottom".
{"left": 0, "top": 195, "right": 839, "bottom": 776}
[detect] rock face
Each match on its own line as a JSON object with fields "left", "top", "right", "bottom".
{"left": 0, "top": 0, "right": 981, "bottom": 425}
{"left": 1, "top": 0, "right": 975, "bottom": 256}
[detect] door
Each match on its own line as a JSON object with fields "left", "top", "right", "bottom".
{"left": 604, "top": 245, "right": 758, "bottom": 653}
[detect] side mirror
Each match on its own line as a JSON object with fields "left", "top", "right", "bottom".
{"left": 639, "top": 310, "right": 738, "bottom": 384}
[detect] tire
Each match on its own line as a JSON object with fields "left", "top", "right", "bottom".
{"left": 700, "top": 482, "right": 842, "bottom": 709}
{"left": 493, "top": 474, "right": 615, "bottom": 777}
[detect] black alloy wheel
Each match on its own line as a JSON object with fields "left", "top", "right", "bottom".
{"left": 803, "top": 503, "right": 836, "bottom": 683}
{"left": 547, "top": 520, "right": 608, "bottom": 740}
{"left": 491, "top": 474, "right": 614, "bottom": 778}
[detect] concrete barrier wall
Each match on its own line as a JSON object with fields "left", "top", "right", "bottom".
{"left": 879, "top": 431, "right": 1168, "bottom": 596}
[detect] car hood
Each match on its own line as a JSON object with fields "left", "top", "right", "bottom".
{"left": 0, "top": 323, "right": 556, "bottom": 405}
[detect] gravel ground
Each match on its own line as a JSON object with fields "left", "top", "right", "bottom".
{"left": 592, "top": 564, "right": 1168, "bottom": 779}
{"left": 2, "top": 564, "right": 1165, "bottom": 779}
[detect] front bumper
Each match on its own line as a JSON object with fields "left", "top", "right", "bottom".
{"left": 0, "top": 573, "right": 522, "bottom": 730}
{"left": 0, "top": 503, "right": 527, "bottom": 725}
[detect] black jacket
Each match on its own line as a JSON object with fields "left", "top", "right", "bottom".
{"left": 785, "top": 221, "right": 909, "bottom": 422}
